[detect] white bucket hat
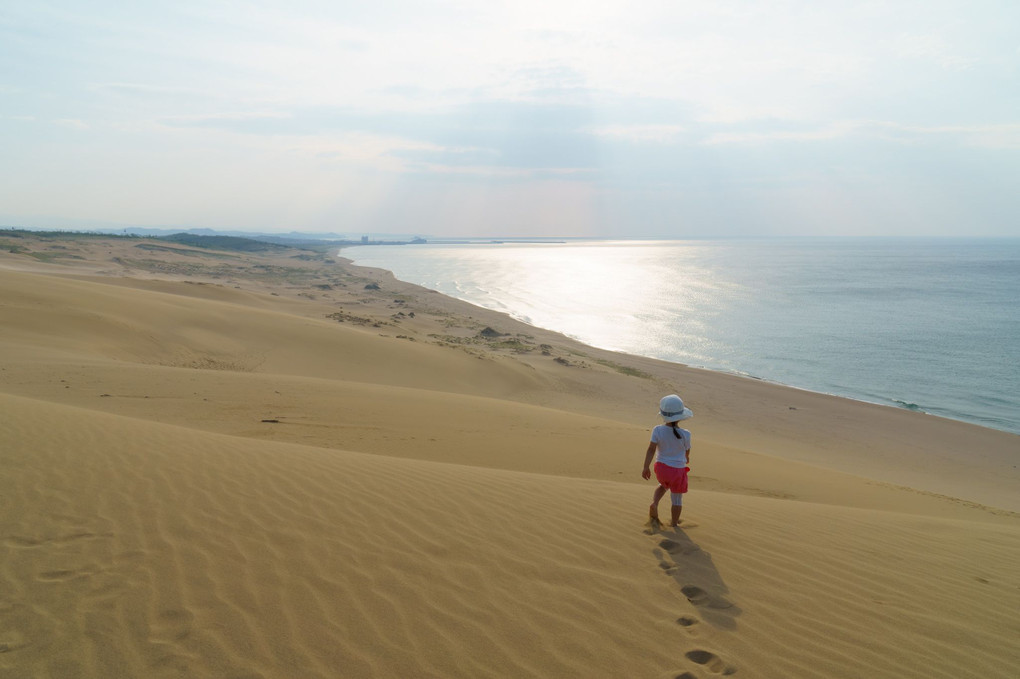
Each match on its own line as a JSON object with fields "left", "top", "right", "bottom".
{"left": 659, "top": 394, "right": 693, "bottom": 422}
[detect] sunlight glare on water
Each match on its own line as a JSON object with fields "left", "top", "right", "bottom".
{"left": 384, "top": 241, "right": 731, "bottom": 361}
{"left": 344, "top": 238, "right": 1020, "bottom": 434}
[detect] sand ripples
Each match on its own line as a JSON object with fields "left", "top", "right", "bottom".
{"left": 3, "top": 260, "right": 1019, "bottom": 679}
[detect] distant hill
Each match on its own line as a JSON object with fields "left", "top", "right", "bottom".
{"left": 160, "top": 233, "right": 294, "bottom": 252}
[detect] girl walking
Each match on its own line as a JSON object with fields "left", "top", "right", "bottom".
{"left": 642, "top": 394, "right": 693, "bottom": 528}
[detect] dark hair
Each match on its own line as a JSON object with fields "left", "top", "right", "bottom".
{"left": 670, "top": 421, "right": 682, "bottom": 439}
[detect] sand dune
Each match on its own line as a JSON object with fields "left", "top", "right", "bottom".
{"left": 1, "top": 236, "right": 1018, "bottom": 678}
{"left": 3, "top": 394, "right": 1017, "bottom": 678}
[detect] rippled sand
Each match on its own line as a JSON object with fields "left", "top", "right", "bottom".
{"left": 2, "top": 234, "right": 1018, "bottom": 678}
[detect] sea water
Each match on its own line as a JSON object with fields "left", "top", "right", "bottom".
{"left": 344, "top": 239, "right": 1020, "bottom": 435}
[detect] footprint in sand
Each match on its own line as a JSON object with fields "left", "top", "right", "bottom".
{"left": 645, "top": 520, "right": 700, "bottom": 536}
{"left": 685, "top": 649, "right": 737, "bottom": 675}
{"left": 644, "top": 517, "right": 664, "bottom": 534}
{"left": 650, "top": 524, "right": 740, "bottom": 667}
{"left": 681, "top": 585, "right": 734, "bottom": 611}
{"left": 676, "top": 615, "right": 700, "bottom": 637}
{"left": 681, "top": 585, "right": 710, "bottom": 605}
{"left": 659, "top": 538, "right": 701, "bottom": 557}
{"left": 655, "top": 539, "right": 699, "bottom": 575}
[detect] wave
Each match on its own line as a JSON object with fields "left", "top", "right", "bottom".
{"left": 892, "top": 400, "right": 927, "bottom": 413}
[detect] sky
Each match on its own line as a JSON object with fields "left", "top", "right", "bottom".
{"left": 1, "top": 0, "right": 1018, "bottom": 238}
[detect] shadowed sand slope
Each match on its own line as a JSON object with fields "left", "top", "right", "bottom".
{"left": 2, "top": 394, "right": 1018, "bottom": 679}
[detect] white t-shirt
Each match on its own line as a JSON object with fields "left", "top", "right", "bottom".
{"left": 651, "top": 424, "right": 691, "bottom": 469}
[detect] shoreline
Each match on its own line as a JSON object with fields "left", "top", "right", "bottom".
{"left": 340, "top": 248, "right": 1020, "bottom": 515}
{"left": 340, "top": 245, "right": 1019, "bottom": 437}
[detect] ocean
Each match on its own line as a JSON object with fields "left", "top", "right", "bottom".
{"left": 344, "top": 239, "right": 1020, "bottom": 436}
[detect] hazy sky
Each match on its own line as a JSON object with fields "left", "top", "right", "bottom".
{"left": 2, "top": 1, "right": 1018, "bottom": 238}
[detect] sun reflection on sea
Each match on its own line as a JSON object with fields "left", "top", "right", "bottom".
{"left": 345, "top": 238, "right": 1020, "bottom": 435}
{"left": 415, "top": 241, "right": 735, "bottom": 363}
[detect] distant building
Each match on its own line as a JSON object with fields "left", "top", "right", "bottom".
{"left": 361, "top": 236, "right": 368, "bottom": 244}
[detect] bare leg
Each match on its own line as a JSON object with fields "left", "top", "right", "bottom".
{"left": 650, "top": 485, "right": 667, "bottom": 520}
{"left": 670, "top": 504, "right": 682, "bottom": 527}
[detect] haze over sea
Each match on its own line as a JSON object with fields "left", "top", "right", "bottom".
{"left": 345, "top": 239, "right": 1020, "bottom": 436}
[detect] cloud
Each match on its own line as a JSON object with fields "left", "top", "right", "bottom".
{"left": 2, "top": 1, "right": 1018, "bottom": 236}
{"left": 159, "top": 111, "right": 294, "bottom": 127}
{"left": 700, "top": 121, "right": 1020, "bottom": 150}
{"left": 93, "top": 82, "right": 209, "bottom": 99}
{"left": 702, "top": 121, "right": 866, "bottom": 146}
{"left": 287, "top": 131, "right": 445, "bottom": 171}
{"left": 52, "top": 118, "right": 89, "bottom": 130}
{"left": 149, "top": 98, "right": 606, "bottom": 174}
{"left": 890, "top": 123, "right": 1020, "bottom": 150}
{"left": 894, "top": 33, "right": 978, "bottom": 71}
{"left": 586, "top": 124, "right": 685, "bottom": 143}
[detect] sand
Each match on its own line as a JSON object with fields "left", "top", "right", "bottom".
{"left": 1, "top": 232, "right": 1018, "bottom": 678}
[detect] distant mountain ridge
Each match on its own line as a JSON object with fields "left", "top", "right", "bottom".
{"left": 1, "top": 223, "right": 429, "bottom": 244}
